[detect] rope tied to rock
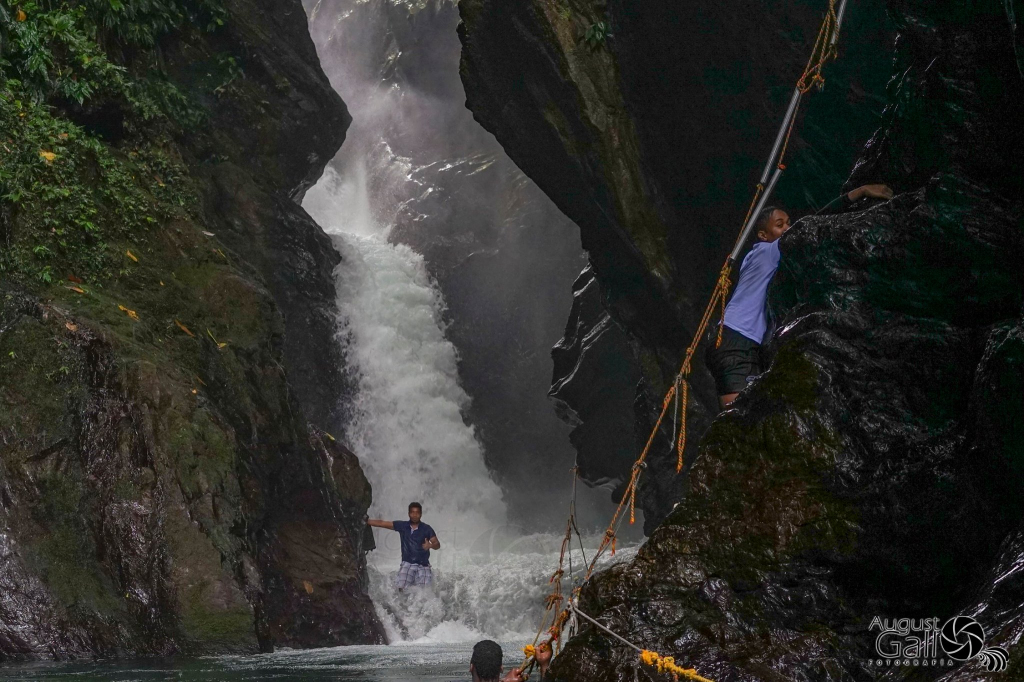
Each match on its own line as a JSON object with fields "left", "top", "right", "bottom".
{"left": 567, "top": 602, "right": 716, "bottom": 682}
{"left": 640, "top": 650, "right": 717, "bottom": 682}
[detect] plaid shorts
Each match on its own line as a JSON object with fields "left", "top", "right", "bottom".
{"left": 393, "top": 561, "right": 433, "bottom": 588}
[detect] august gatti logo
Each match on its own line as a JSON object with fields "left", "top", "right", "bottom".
{"left": 869, "top": 615, "right": 1009, "bottom": 673}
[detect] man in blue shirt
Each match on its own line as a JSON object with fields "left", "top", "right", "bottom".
{"left": 706, "top": 183, "right": 892, "bottom": 409}
{"left": 368, "top": 502, "right": 441, "bottom": 590}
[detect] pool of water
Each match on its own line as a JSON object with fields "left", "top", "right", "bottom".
{"left": 0, "top": 641, "right": 530, "bottom": 681}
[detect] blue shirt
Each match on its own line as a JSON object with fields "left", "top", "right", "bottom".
{"left": 723, "top": 239, "right": 781, "bottom": 344}
{"left": 392, "top": 521, "right": 436, "bottom": 566}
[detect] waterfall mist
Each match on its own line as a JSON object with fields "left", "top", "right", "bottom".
{"left": 301, "top": 0, "right": 643, "bottom": 642}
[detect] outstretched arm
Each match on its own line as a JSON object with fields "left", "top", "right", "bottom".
{"left": 846, "top": 184, "right": 893, "bottom": 202}
{"left": 813, "top": 183, "right": 893, "bottom": 219}
{"left": 367, "top": 519, "right": 394, "bottom": 530}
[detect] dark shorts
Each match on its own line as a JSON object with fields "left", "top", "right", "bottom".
{"left": 705, "top": 325, "right": 762, "bottom": 395}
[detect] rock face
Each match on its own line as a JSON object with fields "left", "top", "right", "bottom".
{"left": 459, "top": 0, "right": 896, "bottom": 529}
{"left": 461, "top": 0, "right": 1024, "bottom": 679}
{"left": 0, "top": 0, "right": 383, "bottom": 659}
{"left": 549, "top": 266, "right": 640, "bottom": 498}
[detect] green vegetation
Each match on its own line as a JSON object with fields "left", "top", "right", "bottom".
{"left": 180, "top": 582, "right": 254, "bottom": 647}
{"left": 582, "top": 19, "right": 610, "bottom": 50}
{"left": 0, "top": 0, "right": 218, "bottom": 285}
{"left": 26, "top": 470, "right": 123, "bottom": 615}
{"left": 0, "top": 94, "right": 198, "bottom": 282}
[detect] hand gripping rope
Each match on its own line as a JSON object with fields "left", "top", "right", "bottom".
{"left": 516, "top": 2, "right": 849, "bottom": 680}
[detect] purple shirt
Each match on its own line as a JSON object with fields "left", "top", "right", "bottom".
{"left": 392, "top": 521, "right": 436, "bottom": 566}
{"left": 723, "top": 239, "right": 781, "bottom": 344}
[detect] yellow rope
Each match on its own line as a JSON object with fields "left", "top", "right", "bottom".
{"left": 640, "top": 650, "right": 716, "bottom": 682}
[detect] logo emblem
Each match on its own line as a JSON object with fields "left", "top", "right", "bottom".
{"left": 940, "top": 616, "right": 1009, "bottom": 672}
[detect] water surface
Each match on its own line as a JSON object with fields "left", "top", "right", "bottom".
{"left": 0, "top": 641, "right": 518, "bottom": 681}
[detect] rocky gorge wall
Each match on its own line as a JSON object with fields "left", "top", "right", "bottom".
{"left": 460, "top": 0, "right": 1024, "bottom": 679}
{"left": 0, "top": 0, "right": 383, "bottom": 658}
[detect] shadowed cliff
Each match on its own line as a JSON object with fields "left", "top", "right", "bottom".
{"left": 460, "top": 0, "right": 1024, "bottom": 678}
{"left": 0, "top": 0, "right": 383, "bottom": 658}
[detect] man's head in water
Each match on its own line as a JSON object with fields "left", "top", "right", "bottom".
{"left": 408, "top": 502, "right": 422, "bottom": 525}
{"left": 755, "top": 206, "right": 791, "bottom": 243}
{"left": 470, "top": 639, "right": 503, "bottom": 681}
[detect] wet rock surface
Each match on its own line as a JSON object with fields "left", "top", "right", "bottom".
{"left": 461, "top": 0, "right": 1024, "bottom": 678}
{"left": 0, "top": 0, "right": 383, "bottom": 659}
{"left": 549, "top": 266, "right": 639, "bottom": 496}
{"left": 459, "top": 0, "right": 896, "bottom": 528}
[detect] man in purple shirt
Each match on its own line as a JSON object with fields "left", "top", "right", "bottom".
{"left": 368, "top": 502, "right": 441, "bottom": 590}
{"left": 706, "top": 183, "right": 892, "bottom": 409}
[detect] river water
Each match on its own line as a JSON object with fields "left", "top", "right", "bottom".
{"left": 0, "top": 641, "right": 520, "bottom": 681}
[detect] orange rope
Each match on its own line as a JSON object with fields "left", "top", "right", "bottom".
{"left": 796, "top": 0, "right": 840, "bottom": 94}
{"left": 675, "top": 378, "right": 688, "bottom": 473}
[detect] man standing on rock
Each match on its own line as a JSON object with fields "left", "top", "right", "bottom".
{"left": 706, "top": 183, "right": 893, "bottom": 409}
{"left": 368, "top": 502, "right": 440, "bottom": 590}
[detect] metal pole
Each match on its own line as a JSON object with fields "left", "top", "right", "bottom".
{"left": 568, "top": 603, "right": 643, "bottom": 653}
{"left": 759, "top": 88, "right": 802, "bottom": 186}
{"left": 729, "top": 166, "right": 784, "bottom": 262}
{"left": 832, "top": 0, "right": 850, "bottom": 45}
{"left": 760, "top": 0, "right": 850, "bottom": 185}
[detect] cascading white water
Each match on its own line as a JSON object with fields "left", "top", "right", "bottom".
{"left": 305, "top": 165, "right": 591, "bottom": 643}
{"left": 301, "top": 0, "right": 640, "bottom": 646}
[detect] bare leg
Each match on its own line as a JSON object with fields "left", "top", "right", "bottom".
{"left": 719, "top": 393, "right": 739, "bottom": 409}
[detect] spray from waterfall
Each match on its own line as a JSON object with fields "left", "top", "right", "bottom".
{"left": 306, "top": 166, "right": 550, "bottom": 641}
{"left": 301, "top": 0, "right": 639, "bottom": 645}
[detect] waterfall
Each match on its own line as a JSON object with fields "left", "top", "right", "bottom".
{"left": 305, "top": 166, "right": 556, "bottom": 642}
{"left": 301, "top": 0, "right": 638, "bottom": 645}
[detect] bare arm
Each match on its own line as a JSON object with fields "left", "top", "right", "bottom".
{"left": 367, "top": 519, "right": 394, "bottom": 530}
{"left": 847, "top": 184, "right": 893, "bottom": 202}
{"left": 422, "top": 535, "right": 440, "bottom": 550}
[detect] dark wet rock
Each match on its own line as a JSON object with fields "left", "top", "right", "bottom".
{"left": 554, "top": 179, "right": 1024, "bottom": 680}
{"left": 459, "top": 0, "right": 896, "bottom": 526}
{"left": 204, "top": 162, "right": 349, "bottom": 436}
{"left": 461, "top": 0, "right": 1024, "bottom": 678}
{"left": 0, "top": 0, "right": 382, "bottom": 660}
{"left": 549, "top": 266, "right": 639, "bottom": 496}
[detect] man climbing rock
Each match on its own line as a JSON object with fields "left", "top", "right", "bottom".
{"left": 367, "top": 502, "right": 440, "bottom": 590}
{"left": 706, "top": 183, "right": 893, "bottom": 409}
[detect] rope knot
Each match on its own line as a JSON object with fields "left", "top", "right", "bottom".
{"left": 545, "top": 593, "right": 564, "bottom": 608}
